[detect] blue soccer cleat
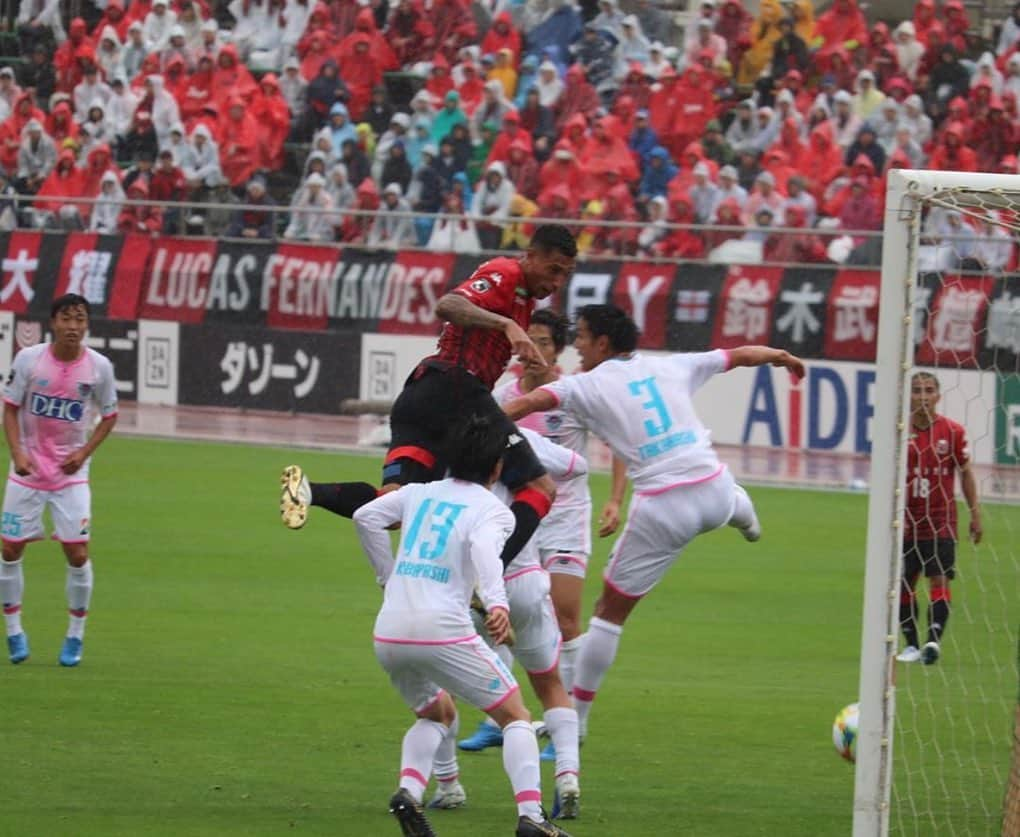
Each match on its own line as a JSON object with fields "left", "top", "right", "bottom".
{"left": 458, "top": 721, "right": 503, "bottom": 751}
{"left": 59, "top": 637, "right": 83, "bottom": 667}
{"left": 540, "top": 741, "right": 557, "bottom": 762}
{"left": 7, "top": 632, "right": 29, "bottom": 664}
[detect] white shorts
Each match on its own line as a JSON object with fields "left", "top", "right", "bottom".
{"left": 541, "top": 548, "right": 589, "bottom": 579}
{"left": 504, "top": 567, "right": 561, "bottom": 674}
{"left": 605, "top": 468, "right": 751, "bottom": 599}
{"left": 1, "top": 480, "right": 92, "bottom": 544}
{"left": 374, "top": 635, "right": 520, "bottom": 715}
{"left": 537, "top": 503, "right": 592, "bottom": 565}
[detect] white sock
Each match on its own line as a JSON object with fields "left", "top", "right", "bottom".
{"left": 0, "top": 558, "right": 24, "bottom": 637}
{"left": 572, "top": 617, "right": 624, "bottom": 737}
{"left": 558, "top": 634, "right": 585, "bottom": 696}
{"left": 399, "top": 718, "right": 447, "bottom": 802}
{"left": 432, "top": 710, "right": 460, "bottom": 783}
{"left": 729, "top": 484, "right": 757, "bottom": 529}
{"left": 66, "top": 561, "right": 93, "bottom": 640}
{"left": 544, "top": 706, "right": 580, "bottom": 779}
{"left": 501, "top": 719, "right": 544, "bottom": 823}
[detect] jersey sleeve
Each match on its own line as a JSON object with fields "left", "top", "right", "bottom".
{"left": 449, "top": 261, "right": 516, "bottom": 312}
{"left": 353, "top": 488, "right": 408, "bottom": 587}
{"left": 95, "top": 354, "right": 119, "bottom": 418}
{"left": 675, "top": 349, "right": 728, "bottom": 392}
{"left": 951, "top": 422, "right": 971, "bottom": 467}
{"left": 3, "top": 348, "right": 31, "bottom": 408}
{"left": 519, "top": 426, "right": 587, "bottom": 480}
{"left": 538, "top": 376, "right": 577, "bottom": 411}
{"left": 469, "top": 504, "right": 513, "bottom": 613}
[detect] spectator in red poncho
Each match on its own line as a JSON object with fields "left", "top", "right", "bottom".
{"left": 656, "top": 192, "right": 705, "bottom": 258}
{"left": 929, "top": 121, "right": 978, "bottom": 172}
{"left": 341, "top": 177, "right": 380, "bottom": 243}
{"left": 253, "top": 74, "right": 291, "bottom": 170}
{"left": 535, "top": 182, "right": 576, "bottom": 223}
{"left": 716, "top": 0, "right": 752, "bottom": 72}
{"left": 943, "top": 0, "right": 970, "bottom": 53}
{"left": 765, "top": 203, "right": 828, "bottom": 263}
{"left": 0, "top": 93, "right": 44, "bottom": 172}
{"left": 118, "top": 179, "right": 162, "bottom": 234}
{"left": 579, "top": 116, "right": 638, "bottom": 193}
{"left": 80, "top": 143, "right": 120, "bottom": 206}
{"left": 800, "top": 122, "right": 843, "bottom": 201}
{"left": 297, "top": 4, "right": 334, "bottom": 55}
{"left": 667, "top": 141, "right": 718, "bottom": 195}
{"left": 337, "top": 8, "right": 399, "bottom": 73}
{"left": 538, "top": 142, "right": 583, "bottom": 196}
{"left": 593, "top": 183, "right": 638, "bottom": 255}
{"left": 481, "top": 12, "right": 521, "bottom": 64}
{"left": 180, "top": 55, "right": 215, "bottom": 125}
{"left": 913, "top": 0, "right": 937, "bottom": 47}
{"left": 815, "top": 0, "right": 867, "bottom": 50}
{"left": 213, "top": 45, "right": 257, "bottom": 109}
{"left": 457, "top": 62, "right": 485, "bottom": 115}
{"left": 55, "top": 19, "right": 93, "bottom": 93}
{"left": 762, "top": 147, "right": 796, "bottom": 193}
{"left": 647, "top": 67, "right": 678, "bottom": 138}
{"left": 432, "top": 0, "right": 476, "bottom": 63}
{"left": 301, "top": 30, "right": 334, "bottom": 81}
{"left": 338, "top": 33, "right": 383, "bottom": 120}
{"left": 162, "top": 54, "right": 190, "bottom": 103}
{"left": 330, "top": 0, "right": 360, "bottom": 40}
{"left": 149, "top": 148, "right": 186, "bottom": 232}
{"left": 704, "top": 196, "right": 744, "bottom": 251}
{"left": 559, "top": 113, "right": 588, "bottom": 159}
{"left": 46, "top": 102, "right": 80, "bottom": 147}
{"left": 504, "top": 137, "right": 539, "bottom": 200}
{"left": 609, "top": 94, "right": 638, "bottom": 144}
{"left": 838, "top": 177, "right": 880, "bottom": 243}
{"left": 486, "top": 110, "right": 533, "bottom": 166}
{"left": 33, "top": 149, "right": 86, "bottom": 226}
{"left": 92, "top": 1, "right": 132, "bottom": 41}
{"left": 770, "top": 116, "right": 805, "bottom": 161}
{"left": 126, "top": 0, "right": 154, "bottom": 27}
{"left": 664, "top": 64, "right": 715, "bottom": 158}
{"left": 816, "top": 45, "right": 856, "bottom": 93}
{"left": 554, "top": 64, "right": 600, "bottom": 132}
{"left": 971, "top": 98, "right": 1016, "bottom": 170}
{"left": 388, "top": 0, "right": 433, "bottom": 67}
{"left": 616, "top": 63, "right": 652, "bottom": 111}
{"left": 219, "top": 97, "right": 260, "bottom": 186}
{"left": 426, "top": 55, "right": 455, "bottom": 107}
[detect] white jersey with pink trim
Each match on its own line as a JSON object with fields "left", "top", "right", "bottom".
{"left": 494, "top": 378, "right": 592, "bottom": 554}
{"left": 540, "top": 350, "right": 728, "bottom": 495}
{"left": 353, "top": 478, "right": 514, "bottom": 643}
{"left": 4, "top": 344, "right": 118, "bottom": 491}
{"left": 494, "top": 427, "right": 588, "bottom": 576}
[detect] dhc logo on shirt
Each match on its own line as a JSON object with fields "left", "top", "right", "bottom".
{"left": 29, "top": 392, "right": 85, "bottom": 422}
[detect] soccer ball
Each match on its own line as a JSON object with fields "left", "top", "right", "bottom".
{"left": 832, "top": 702, "right": 859, "bottom": 763}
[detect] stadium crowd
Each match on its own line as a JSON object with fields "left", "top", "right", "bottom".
{"left": 0, "top": 0, "right": 1019, "bottom": 266}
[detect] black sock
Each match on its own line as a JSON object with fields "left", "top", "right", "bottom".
{"left": 499, "top": 501, "right": 542, "bottom": 568}
{"left": 900, "top": 591, "right": 919, "bottom": 649}
{"left": 928, "top": 599, "right": 950, "bottom": 644}
{"left": 309, "top": 482, "right": 378, "bottom": 518}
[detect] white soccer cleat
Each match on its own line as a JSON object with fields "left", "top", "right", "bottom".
{"left": 739, "top": 516, "right": 762, "bottom": 542}
{"left": 554, "top": 773, "right": 580, "bottom": 820}
{"left": 896, "top": 646, "right": 922, "bottom": 663}
{"left": 427, "top": 781, "right": 467, "bottom": 809}
{"left": 280, "top": 465, "right": 311, "bottom": 530}
{"left": 531, "top": 719, "right": 549, "bottom": 739}
{"left": 921, "top": 641, "right": 941, "bottom": 666}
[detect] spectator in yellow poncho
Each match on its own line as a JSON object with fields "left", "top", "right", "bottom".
{"left": 737, "top": 0, "right": 783, "bottom": 86}
{"left": 487, "top": 48, "right": 519, "bottom": 100}
{"left": 501, "top": 192, "right": 539, "bottom": 249}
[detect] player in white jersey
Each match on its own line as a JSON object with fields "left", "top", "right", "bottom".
{"left": 1, "top": 294, "right": 118, "bottom": 667}
{"left": 353, "top": 415, "right": 572, "bottom": 837}
{"left": 503, "top": 304, "right": 805, "bottom": 740}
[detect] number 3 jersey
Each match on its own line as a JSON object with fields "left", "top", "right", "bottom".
{"left": 4, "top": 343, "right": 118, "bottom": 491}
{"left": 540, "top": 350, "right": 728, "bottom": 495}
{"left": 353, "top": 478, "right": 514, "bottom": 643}
{"left": 905, "top": 415, "right": 969, "bottom": 542}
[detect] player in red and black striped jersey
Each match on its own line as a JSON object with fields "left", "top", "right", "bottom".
{"left": 280, "top": 224, "right": 578, "bottom": 568}
{"left": 897, "top": 372, "right": 983, "bottom": 666}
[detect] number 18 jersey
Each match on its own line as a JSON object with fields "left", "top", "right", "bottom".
{"left": 540, "top": 351, "right": 728, "bottom": 495}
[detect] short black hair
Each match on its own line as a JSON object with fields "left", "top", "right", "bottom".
{"left": 530, "top": 224, "right": 578, "bottom": 259}
{"left": 51, "top": 293, "right": 91, "bottom": 319}
{"left": 530, "top": 309, "right": 569, "bottom": 351}
{"left": 577, "top": 304, "right": 638, "bottom": 353}
{"left": 447, "top": 414, "right": 508, "bottom": 484}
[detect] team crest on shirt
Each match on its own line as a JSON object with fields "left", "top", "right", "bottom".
{"left": 77, "top": 382, "right": 94, "bottom": 398}
{"left": 471, "top": 278, "right": 491, "bottom": 293}
{"left": 546, "top": 414, "right": 563, "bottom": 431}
{"left": 935, "top": 439, "right": 949, "bottom": 455}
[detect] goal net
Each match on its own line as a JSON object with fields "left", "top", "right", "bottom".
{"left": 854, "top": 170, "right": 1020, "bottom": 837}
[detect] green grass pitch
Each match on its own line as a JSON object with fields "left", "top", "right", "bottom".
{"left": 2, "top": 436, "right": 1014, "bottom": 836}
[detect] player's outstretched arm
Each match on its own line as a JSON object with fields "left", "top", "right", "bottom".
{"left": 503, "top": 388, "right": 558, "bottom": 422}
{"left": 435, "top": 293, "right": 546, "bottom": 368}
{"left": 727, "top": 345, "right": 806, "bottom": 379}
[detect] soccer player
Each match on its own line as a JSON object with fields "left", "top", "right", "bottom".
{"left": 896, "top": 371, "right": 982, "bottom": 666}
{"left": 353, "top": 415, "right": 572, "bottom": 837}
{"left": 281, "top": 224, "right": 578, "bottom": 567}
{"left": 503, "top": 304, "right": 805, "bottom": 739}
{"left": 1, "top": 294, "right": 118, "bottom": 667}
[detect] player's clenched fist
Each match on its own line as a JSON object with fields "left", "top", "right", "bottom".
{"left": 485, "top": 606, "right": 512, "bottom": 645}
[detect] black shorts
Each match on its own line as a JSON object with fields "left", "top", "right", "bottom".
{"left": 903, "top": 538, "right": 957, "bottom": 580}
{"left": 382, "top": 363, "right": 546, "bottom": 491}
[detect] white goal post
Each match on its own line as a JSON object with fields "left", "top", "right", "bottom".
{"left": 854, "top": 169, "right": 1020, "bottom": 837}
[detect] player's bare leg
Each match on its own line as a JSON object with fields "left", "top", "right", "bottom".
{"left": 59, "top": 542, "right": 91, "bottom": 667}
{"left": 1, "top": 541, "right": 29, "bottom": 664}
{"left": 570, "top": 584, "right": 642, "bottom": 739}
{"left": 897, "top": 571, "right": 923, "bottom": 663}
{"left": 527, "top": 668, "right": 580, "bottom": 820}
{"left": 549, "top": 573, "right": 584, "bottom": 692}
{"left": 923, "top": 574, "right": 951, "bottom": 665}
